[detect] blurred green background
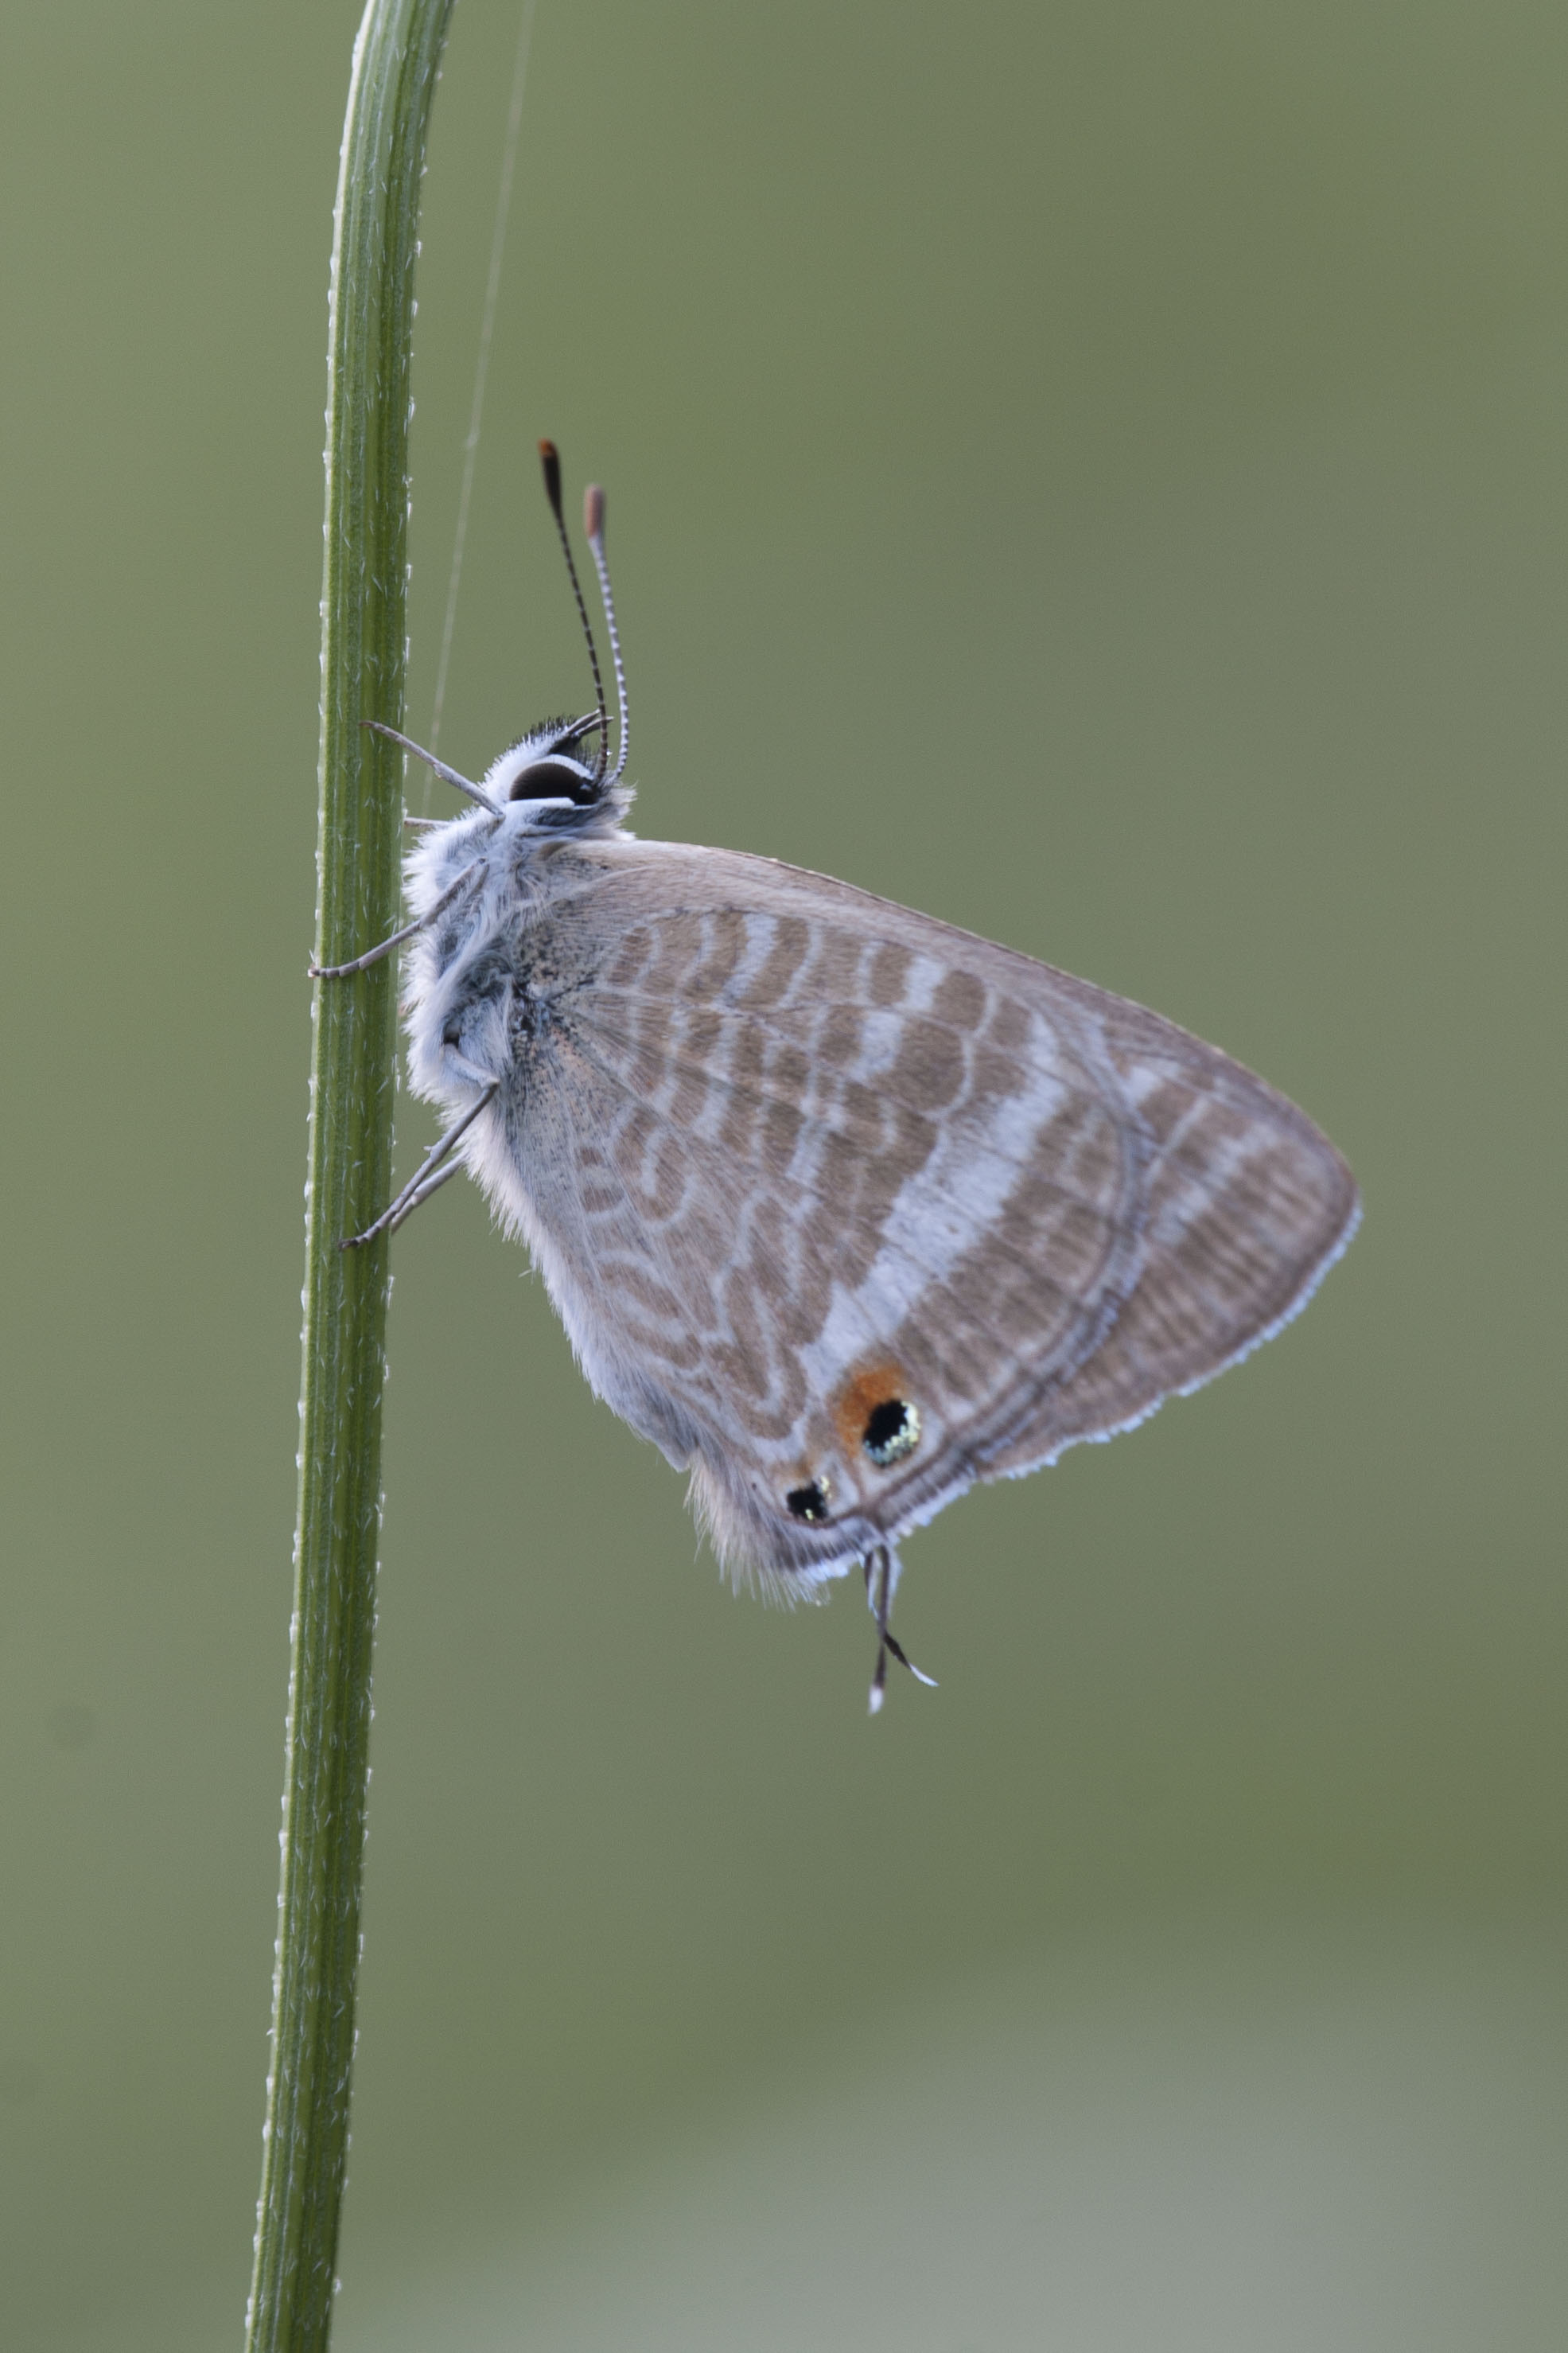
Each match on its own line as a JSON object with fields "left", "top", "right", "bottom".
{"left": 2, "top": 2, "right": 1563, "bottom": 2346}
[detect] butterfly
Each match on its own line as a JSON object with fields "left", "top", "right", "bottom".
{"left": 314, "top": 443, "right": 1360, "bottom": 1710}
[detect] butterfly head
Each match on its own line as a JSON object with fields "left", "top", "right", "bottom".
{"left": 481, "top": 711, "right": 619, "bottom": 820}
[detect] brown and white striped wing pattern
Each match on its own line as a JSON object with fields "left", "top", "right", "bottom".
{"left": 499, "top": 840, "right": 1357, "bottom": 1591}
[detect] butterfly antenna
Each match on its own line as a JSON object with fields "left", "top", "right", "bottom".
{"left": 538, "top": 439, "right": 609, "bottom": 781}
{"left": 583, "top": 482, "right": 631, "bottom": 786}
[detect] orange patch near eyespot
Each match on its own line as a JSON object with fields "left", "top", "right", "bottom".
{"left": 831, "top": 1362, "right": 916, "bottom": 1462}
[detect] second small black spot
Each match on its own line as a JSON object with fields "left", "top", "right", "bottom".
{"left": 786, "top": 1481, "right": 830, "bottom": 1523}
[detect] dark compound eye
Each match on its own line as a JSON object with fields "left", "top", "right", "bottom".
{"left": 862, "top": 1397, "right": 920, "bottom": 1467}
{"left": 508, "top": 758, "right": 599, "bottom": 806}
{"left": 785, "top": 1480, "right": 831, "bottom": 1524}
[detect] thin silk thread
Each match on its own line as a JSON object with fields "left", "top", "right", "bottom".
{"left": 424, "top": 0, "right": 540, "bottom": 808}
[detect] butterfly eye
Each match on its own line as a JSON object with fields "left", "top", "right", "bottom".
{"left": 785, "top": 1479, "right": 831, "bottom": 1524}
{"left": 862, "top": 1398, "right": 920, "bottom": 1467}
{"left": 508, "top": 758, "right": 598, "bottom": 805}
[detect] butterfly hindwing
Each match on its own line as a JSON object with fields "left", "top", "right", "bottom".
{"left": 465, "top": 839, "right": 1356, "bottom": 1591}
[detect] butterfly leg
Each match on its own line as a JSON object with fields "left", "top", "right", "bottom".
{"left": 393, "top": 1154, "right": 465, "bottom": 1217}
{"left": 340, "top": 1082, "right": 499, "bottom": 1249}
{"left": 863, "top": 1545, "right": 937, "bottom": 1716}
{"left": 309, "top": 858, "right": 485, "bottom": 979}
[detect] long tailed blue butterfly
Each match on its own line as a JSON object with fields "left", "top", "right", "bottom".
{"left": 316, "top": 444, "right": 1359, "bottom": 1709}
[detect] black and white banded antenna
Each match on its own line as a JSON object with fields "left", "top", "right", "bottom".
{"left": 538, "top": 439, "right": 609, "bottom": 782}
{"left": 583, "top": 483, "right": 630, "bottom": 787}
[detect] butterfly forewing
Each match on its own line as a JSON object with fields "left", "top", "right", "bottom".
{"left": 467, "top": 839, "right": 1356, "bottom": 1591}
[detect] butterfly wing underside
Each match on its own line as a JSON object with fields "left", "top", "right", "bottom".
{"left": 493, "top": 840, "right": 1357, "bottom": 1591}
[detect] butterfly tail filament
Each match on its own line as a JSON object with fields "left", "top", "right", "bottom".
{"left": 864, "top": 1543, "right": 937, "bottom": 1715}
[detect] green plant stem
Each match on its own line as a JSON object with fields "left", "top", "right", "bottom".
{"left": 247, "top": 3, "right": 455, "bottom": 2346}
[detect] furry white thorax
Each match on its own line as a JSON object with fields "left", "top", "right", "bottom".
{"left": 403, "top": 719, "right": 632, "bottom": 1104}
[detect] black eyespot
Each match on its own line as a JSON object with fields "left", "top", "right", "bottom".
{"left": 862, "top": 1397, "right": 920, "bottom": 1467}
{"left": 508, "top": 758, "right": 599, "bottom": 806}
{"left": 785, "top": 1480, "right": 831, "bottom": 1523}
